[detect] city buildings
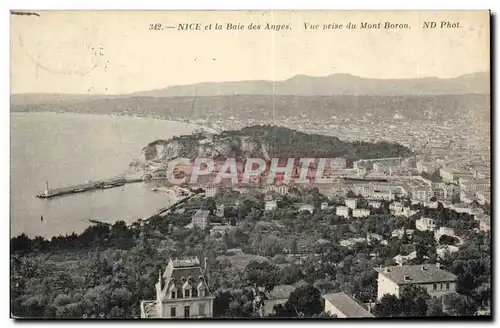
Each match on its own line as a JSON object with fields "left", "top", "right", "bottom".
{"left": 391, "top": 228, "right": 414, "bottom": 240}
{"left": 140, "top": 257, "right": 214, "bottom": 318}
{"left": 336, "top": 206, "right": 350, "bottom": 218}
{"left": 340, "top": 237, "right": 367, "bottom": 249}
{"left": 415, "top": 217, "right": 436, "bottom": 232}
{"left": 345, "top": 198, "right": 357, "bottom": 210}
{"left": 265, "top": 200, "right": 278, "bottom": 212}
{"left": 434, "top": 227, "right": 455, "bottom": 242}
{"left": 439, "top": 167, "right": 457, "bottom": 184}
{"left": 328, "top": 158, "right": 347, "bottom": 170}
{"left": 192, "top": 210, "right": 210, "bottom": 230}
{"left": 353, "top": 183, "right": 394, "bottom": 200}
{"left": 353, "top": 208, "right": 370, "bottom": 218}
{"left": 265, "top": 184, "right": 290, "bottom": 196}
{"left": 393, "top": 251, "right": 417, "bottom": 265}
{"left": 475, "top": 214, "right": 491, "bottom": 232}
{"left": 476, "top": 190, "right": 491, "bottom": 205}
{"left": 375, "top": 264, "right": 457, "bottom": 300}
{"left": 389, "top": 201, "right": 404, "bottom": 214}
{"left": 353, "top": 157, "right": 402, "bottom": 171}
{"left": 298, "top": 204, "right": 314, "bottom": 214}
{"left": 407, "top": 180, "right": 433, "bottom": 203}
{"left": 262, "top": 285, "right": 295, "bottom": 316}
{"left": 416, "top": 160, "right": 439, "bottom": 174}
{"left": 209, "top": 224, "right": 234, "bottom": 238}
{"left": 437, "top": 245, "right": 460, "bottom": 259}
{"left": 366, "top": 233, "right": 386, "bottom": 245}
{"left": 323, "top": 292, "right": 374, "bottom": 318}
{"left": 204, "top": 185, "right": 218, "bottom": 198}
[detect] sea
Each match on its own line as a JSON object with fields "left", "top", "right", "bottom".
{"left": 10, "top": 112, "right": 199, "bottom": 238}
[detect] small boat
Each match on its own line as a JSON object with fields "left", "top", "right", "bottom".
{"left": 88, "top": 218, "right": 111, "bottom": 226}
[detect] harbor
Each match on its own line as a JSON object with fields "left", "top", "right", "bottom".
{"left": 36, "top": 176, "right": 144, "bottom": 199}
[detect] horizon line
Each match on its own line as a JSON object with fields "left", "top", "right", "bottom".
{"left": 11, "top": 70, "right": 490, "bottom": 96}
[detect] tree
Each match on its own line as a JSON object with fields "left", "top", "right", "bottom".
{"left": 278, "top": 264, "right": 304, "bottom": 285}
{"left": 244, "top": 261, "right": 277, "bottom": 293}
{"left": 291, "top": 238, "right": 298, "bottom": 255}
{"left": 282, "top": 284, "right": 323, "bottom": 318}
{"left": 312, "top": 311, "right": 337, "bottom": 318}
{"left": 11, "top": 233, "right": 32, "bottom": 252}
{"left": 202, "top": 197, "right": 217, "bottom": 215}
{"left": 443, "top": 293, "right": 472, "bottom": 316}
{"left": 346, "top": 190, "right": 357, "bottom": 198}
{"left": 439, "top": 235, "right": 457, "bottom": 246}
{"left": 427, "top": 297, "right": 446, "bottom": 316}
{"left": 110, "top": 221, "right": 134, "bottom": 249}
{"left": 399, "top": 285, "right": 430, "bottom": 316}
{"left": 415, "top": 231, "right": 436, "bottom": 260}
{"left": 373, "top": 294, "right": 401, "bottom": 317}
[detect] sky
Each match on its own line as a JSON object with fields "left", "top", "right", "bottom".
{"left": 10, "top": 10, "right": 490, "bottom": 94}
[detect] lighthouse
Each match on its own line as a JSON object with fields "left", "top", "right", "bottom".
{"left": 44, "top": 181, "right": 50, "bottom": 197}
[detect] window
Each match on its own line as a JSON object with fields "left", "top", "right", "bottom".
{"left": 446, "top": 283, "right": 450, "bottom": 290}
{"left": 199, "top": 303, "right": 205, "bottom": 316}
{"left": 185, "top": 289, "right": 190, "bottom": 298}
{"left": 184, "top": 306, "right": 190, "bottom": 318}
{"left": 170, "top": 307, "right": 176, "bottom": 317}
{"left": 171, "top": 291, "right": 176, "bottom": 299}
{"left": 198, "top": 288, "right": 205, "bottom": 297}
{"left": 440, "top": 283, "right": 443, "bottom": 290}
{"left": 192, "top": 288, "right": 198, "bottom": 297}
{"left": 433, "top": 284, "right": 437, "bottom": 290}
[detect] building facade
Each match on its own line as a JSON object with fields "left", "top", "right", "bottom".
{"left": 345, "top": 198, "right": 357, "bottom": 210}
{"left": 265, "top": 200, "right": 278, "bottom": 212}
{"left": 204, "top": 185, "right": 218, "bottom": 198}
{"left": 375, "top": 264, "right": 457, "bottom": 300}
{"left": 352, "top": 208, "right": 370, "bottom": 218}
{"left": 415, "top": 217, "right": 436, "bottom": 232}
{"left": 192, "top": 210, "right": 210, "bottom": 230}
{"left": 140, "top": 257, "right": 214, "bottom": 318}
{"left": 336, "top": 206, "right": 350, "bottom": 218}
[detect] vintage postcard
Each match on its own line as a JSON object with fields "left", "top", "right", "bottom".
{"left": 10, "top": 10, "right": 491, "bottom": 319}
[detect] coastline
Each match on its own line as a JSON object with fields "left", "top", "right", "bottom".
{"left": 11, "top": 112, "right": 203, "bottom": 239}
{"left": 10, "top": 110, "right": 220, "bottom": 134}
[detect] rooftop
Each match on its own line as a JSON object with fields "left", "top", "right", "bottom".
{"left": 268, "top": 285, "right": 295, "bottom": 300}
{"left": 161, "top": 257, "right": 211, "bottom": 296}
{"left": 375, "top": 264, "right": 457, "bottom": 285}
{"left": 322, "top": 292, "right": 374, "bottom": 318}
{"left": 193, "top": 209, "right": 210, "bottom": 218}
{"left": 171, "top": 257, "right": 201, "bottom": 268}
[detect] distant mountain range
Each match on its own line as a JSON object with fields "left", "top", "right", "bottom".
{"left": 11, "top": 72, "right": 489, "bottom": 106}
{"left": 131, "top": 72, "right": 490, "bottom": 98}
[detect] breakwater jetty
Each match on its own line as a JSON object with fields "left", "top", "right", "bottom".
{"left": 36, "top": 177, "right": 143, "bottom": 199}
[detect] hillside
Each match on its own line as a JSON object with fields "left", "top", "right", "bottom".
{"left": 10, "top": 72, "right": 489, "bottom": 108}
{"left": 135, "top": 125, "right": 413, "bottom": 177}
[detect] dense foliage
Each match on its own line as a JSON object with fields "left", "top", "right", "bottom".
{"left": 227, "top": 125, "right": 413, "bottom": 164}
{"left": 11, "top": 187, "right": 490, "bottom": 318}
